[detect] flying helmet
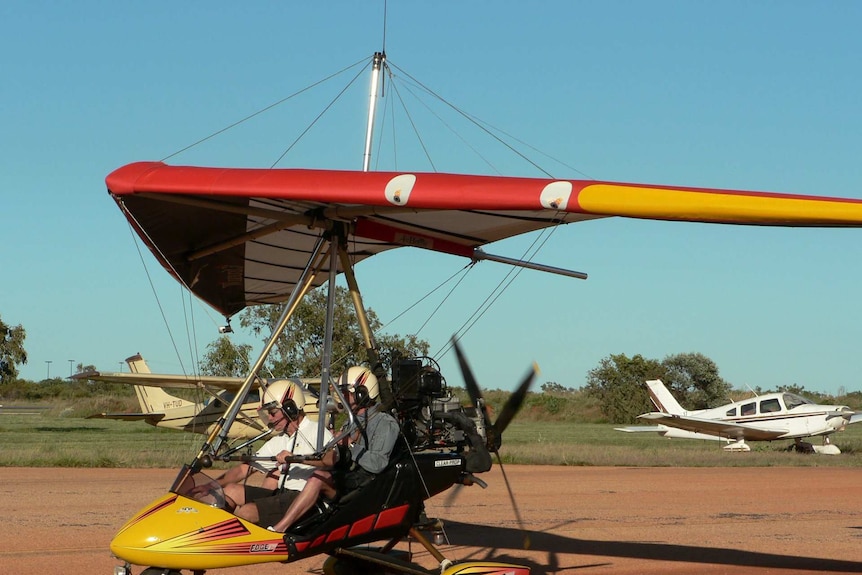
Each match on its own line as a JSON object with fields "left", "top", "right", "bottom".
{"left": 259, "top": 379, "right": 306, "bottom": 423}
{"left": 338, "top": 366, "right": 379, "bottom": 407}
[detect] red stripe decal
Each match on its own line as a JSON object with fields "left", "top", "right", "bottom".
{"left": 325, "top": 524, "right": 350, "bottom": 543}
{"left": 375, "top": 505, "right": 409, "bottom": 529}
{"left": 348, "top": 515, "right": 376, "bottom": 538}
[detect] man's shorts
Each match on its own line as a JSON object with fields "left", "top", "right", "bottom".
{"left": 251, "top": 489, "right": 301, "bottom": 528}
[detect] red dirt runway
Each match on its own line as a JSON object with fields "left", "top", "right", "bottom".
{"left": 1, "top": 466, "right": 859, "bottom": 575}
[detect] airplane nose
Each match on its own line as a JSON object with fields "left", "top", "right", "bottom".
{"left": 827, "top": 410, "right": 851, "bottom": 431}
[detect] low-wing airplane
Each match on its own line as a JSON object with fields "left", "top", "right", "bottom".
{"left": 104, "top": 51, "right": 862, "bottom": 575}
{"left": 616, "top": 379, "right": 862, "bottom": 454}
{"left": 76, "top": 353, "right": 319, "bottom": 440}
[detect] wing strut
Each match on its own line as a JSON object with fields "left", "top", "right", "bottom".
{"left": 473, "top": 249, "right": 587, "bottom": 280}
{"left": 316, "top": 230, "right": 340, "bottom": 449}
{"left": 189, "top": 234, "right": 330, "bottom": 469}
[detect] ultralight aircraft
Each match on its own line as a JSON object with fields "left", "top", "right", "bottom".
{"left": 106, "top": 51, "right": 862, "bottom": 575}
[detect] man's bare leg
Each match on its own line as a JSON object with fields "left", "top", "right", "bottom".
{"left": 270, "top": 473, "right": 335, "bottom": 532}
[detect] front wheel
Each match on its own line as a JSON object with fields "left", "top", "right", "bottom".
{"left": 140, "top": 568, "right": 183, "bottom": 575}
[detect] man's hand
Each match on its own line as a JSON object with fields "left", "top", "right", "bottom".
{"left": 188, "top": 483, "right": 213, "bottom": 496}
{"left": 275, "top": 450, "right": 293, "bottom": 465}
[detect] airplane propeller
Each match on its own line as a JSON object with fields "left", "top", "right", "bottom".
{"left": 452, "top": 338, "right": 538, "bottom": 549}
{"left": 453, "top": 339, "right": 537, "bottom": 453}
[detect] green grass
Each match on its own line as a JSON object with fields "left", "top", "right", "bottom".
{"left": 3, "top": 409, "right": 862, "bottom": 468}
{"left": 0, "top": 412, "right": 203, "bottom": 468}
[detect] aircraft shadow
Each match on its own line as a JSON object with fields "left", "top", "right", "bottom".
{"left": 441, "top": 520, "right": 862, "bottom": 574}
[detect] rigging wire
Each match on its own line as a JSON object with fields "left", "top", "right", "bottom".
{"left": 270, "top": 62, "right": 370, "bottom": 168}
{"left": 387, "top": 65, "right": 502, "bottom": 175}
{"left": 388, "top": 60, "right": 555, "bottom": 178}
{"left": 385, "top": 69, "right": 436, "bottom": 171}
{"left": 434, "top": 217, "right": 567, "bottom": 360}
{"left": 125, "top": 218, "right": 189, "bottom": 377}
{"left": 160, "top": 56, "right": 369, "bottom": 163}
{"left": 122, "top": 203, "right": 256, "bottom": 380}
{"left": 377, "top": 263, "right": 473, "bottom": 337}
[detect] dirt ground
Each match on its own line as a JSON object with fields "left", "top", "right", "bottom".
{"left": 1, "top": 466, "right": 860, "bottom": 575}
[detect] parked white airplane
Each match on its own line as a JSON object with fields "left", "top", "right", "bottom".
{"left": 76, "top": 354, "right": 319, "bottom": 440}
{"left": 616, "top": 379, "right": 862, "bottom": 454}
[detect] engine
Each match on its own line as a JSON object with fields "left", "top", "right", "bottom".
{"left": 388, "top": 357, "right": 492, "bottom": 473}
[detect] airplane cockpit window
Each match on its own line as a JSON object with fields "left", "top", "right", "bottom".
{"left": 783, "top": 393, "right": 813, "bottom": 410}
{"left": 741, "top": 402, "right": 756, "bottom": 416}
{"left": 726, "top": 407, "right": 737, "bottom": 417}
{"left": 760, "top": 398, "right": 781, "bottom": 413}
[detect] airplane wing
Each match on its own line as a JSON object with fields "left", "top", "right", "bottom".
{"left": 614, "top": 425, "right": 666, "bottom": 433}
{"left": 638, "top": 412, "right": 788, "bottom": 441}
{"left": 87, "top": 412, "right": 166, "bottom": 424}
{"left": 73, "top": 370, "right": 251, "bottom": 391}
{"left": 106, "top": 162, "right": 862, "bottom": 317}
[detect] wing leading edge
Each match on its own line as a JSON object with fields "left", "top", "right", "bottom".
{"left": 107, "top": 162, "right": 862, "bottom": 317}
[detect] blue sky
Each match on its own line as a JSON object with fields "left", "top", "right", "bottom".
{"left": 3, "top": 2, "right": 861, "bottom": 395}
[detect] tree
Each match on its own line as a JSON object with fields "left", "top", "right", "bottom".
{"left": 200, "top": 336, "right": 253, "bottom": 377}
{"left": 0, "top": 316, "right": 27, "bottom": 383}
{"left": 661, "top": 352, "right": 730, "bottom": 409}
{"left": 585, "top": 353, "right": 667, "bottom": 423}
{"left": 233, "top": 286, "right": 429, "bottom": 378}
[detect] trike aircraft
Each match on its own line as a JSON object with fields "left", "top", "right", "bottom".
{"left": 76, "top": 353, "right": 320, "bottom": 440}
{"left": 617, "top": 379, "right": 862, "bottom": 453}
{"left": 105, "top": 52, "right": 862, "bottom": 575}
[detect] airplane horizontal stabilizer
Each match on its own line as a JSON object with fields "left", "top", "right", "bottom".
{"left": 87, "top": 412, "right": 166, "bottom": 424}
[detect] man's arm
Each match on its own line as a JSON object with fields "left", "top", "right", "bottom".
{"left": 216, "top": 462, "right": 251, "bottom": 487}
{"left": 355, "top": 414, "right": 399, "bottom": 474}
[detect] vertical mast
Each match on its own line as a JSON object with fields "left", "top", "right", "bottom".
{"left": 362, "top": 52, "right": 385, "bottom": 172}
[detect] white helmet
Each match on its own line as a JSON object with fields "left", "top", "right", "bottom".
{"left": 260, "top": 379, "right": 306, "bottom": 419}
{"left": 338, "top": 366, "right": 379, "bottom": 406}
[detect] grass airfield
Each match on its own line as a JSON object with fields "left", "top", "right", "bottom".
{"left": 3, "top": 408, "right": 862, "bottom": 468}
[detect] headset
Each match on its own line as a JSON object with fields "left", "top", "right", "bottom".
{"left": 281, "top": 398, "right": 299, "bottom": 420}
{"left": 352, "top": 385, "right": 370, "bottom": 408}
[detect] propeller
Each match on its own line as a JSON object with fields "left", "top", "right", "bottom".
{"left": 451, "top": 338, "right": 538, "bottom": 549}
{"left": 452, "top": 338, "right": 537, "bottom": 452}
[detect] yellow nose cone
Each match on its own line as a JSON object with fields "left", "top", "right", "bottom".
{"left": 111, "top": 493, "right": 288, "bottom": 570}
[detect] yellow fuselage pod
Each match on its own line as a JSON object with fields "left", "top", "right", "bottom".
{"left": 442, "top": 561, "right": 531, "bottom": 575}
{"left": 111, "top": 493, "right": 288, "bottom": 570}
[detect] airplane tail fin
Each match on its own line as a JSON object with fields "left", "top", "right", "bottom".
{"left": 646, "top": 379, "right": 686, "bottom": 415}
{"left": 126, "top": 353, "right": 151, "bottom": 375}
{"left": 124, "top": 354, "right": 195, "bottom": 414}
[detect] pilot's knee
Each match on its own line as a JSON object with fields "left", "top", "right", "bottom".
{"left": 234, "top": 502, "right": 258, "bottom": 522}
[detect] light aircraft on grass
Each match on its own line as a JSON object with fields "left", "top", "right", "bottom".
{"left": 106, "top": 51, "right": 862, "bottom": 575}
{"left": 76, "top": 353, "right": 320, "bottom": 441}
{"left": 616, "top": 379, "right": 862, "bottom": 454}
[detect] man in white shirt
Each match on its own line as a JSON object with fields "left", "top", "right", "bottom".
{"left": 215, "top": 380, "right": 334, "bottom": 527}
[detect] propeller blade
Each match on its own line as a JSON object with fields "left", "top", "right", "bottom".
{"left": 493, "top": 449, "right": 531, "bottom": 550}
{"left": 452, "top": 338, "right": 492, "bottom": 427}
{"left": 492, "top": 362, "right": 538, "bottom": 437}
{"left": 442, "top": 483, "right": 464, "bottom": 508}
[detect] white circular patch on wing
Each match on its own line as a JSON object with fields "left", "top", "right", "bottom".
{"left": 540, "top": 181, "right": 573, "bottom": 210}
{"left": 385, "top": 174, "right": 417, "bottom": 206}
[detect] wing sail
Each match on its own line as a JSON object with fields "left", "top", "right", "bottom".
{"left": 107, "top": 162, "right": 862, "bottom": 316}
